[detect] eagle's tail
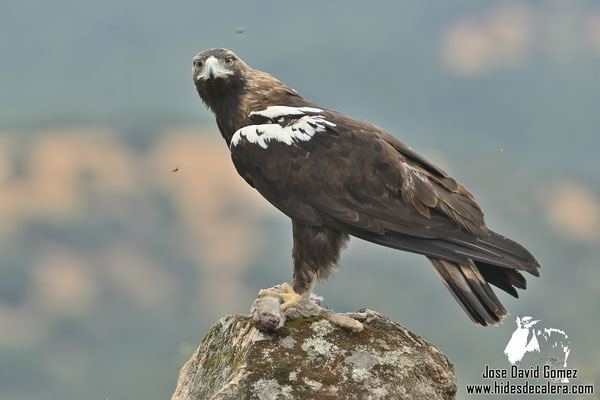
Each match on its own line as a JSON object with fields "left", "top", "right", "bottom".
{"left": 428, "top": 258, "right": 511, "bottom": 326}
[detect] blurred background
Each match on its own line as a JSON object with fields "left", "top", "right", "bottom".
{"left": 1, "top": 1, "right": 599, "bottom": 399}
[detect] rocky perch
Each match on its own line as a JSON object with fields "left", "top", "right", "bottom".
{"left": 172, "top": 309, "right": 456, "bottom": 400}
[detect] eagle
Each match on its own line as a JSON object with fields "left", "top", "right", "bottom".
{"left": 192, "top": 48, "right": 540, "bottom": 326}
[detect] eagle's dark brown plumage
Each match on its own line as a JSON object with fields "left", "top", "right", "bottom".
{"left": 192, "top": 48, "right": 540, "bottom": 326}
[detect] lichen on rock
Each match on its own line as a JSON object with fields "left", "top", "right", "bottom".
{"left": 172, "top": 309, "right": 457, "bottom": 400}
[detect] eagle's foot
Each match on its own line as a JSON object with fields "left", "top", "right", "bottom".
{"left": 258, "top": 282, "right": 301, "bottom": 311}
{"left": 250, "top": 283, "right": 363, "bottom": 333}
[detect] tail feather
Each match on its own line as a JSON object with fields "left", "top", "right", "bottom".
{"left": 443, "top": 231, "right": 540, "bottom": 276}
{"left": 428, "top": 258, "right": 508, "bottom": 326}
{"left": 328, "top": 215, "right": 540, "bottom": 326}
{"left": 427, "top": 231, "right": 538, "bottom": 326}
{"left": 476, "top": 261, "right": 527, "bottom": 298}
{"left": 479, "top": 232, "right": 538, "bottom": 267}
{"left": 459, "top": 263, "right": 506, "bottom": 314}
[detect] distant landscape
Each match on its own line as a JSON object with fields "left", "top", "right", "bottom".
{"left": 1, "top": 1, "right": 599, "bottom": 399}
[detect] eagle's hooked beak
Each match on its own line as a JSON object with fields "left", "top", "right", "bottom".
{"left": 197, "top": 56, "right": 232, "bottom": 81}
{"left": 206, "top": 57, "right": 219, "bottom": 80}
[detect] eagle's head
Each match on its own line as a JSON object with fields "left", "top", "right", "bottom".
{"left": 192, "top": 48, "right": 303, "bottom": 142}
{"left": 192, "top": 48, "right": 249, "bottom": 111}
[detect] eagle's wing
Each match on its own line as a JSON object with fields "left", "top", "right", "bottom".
{"left": 230, "top": 106, "right": 539, "bottom": 276}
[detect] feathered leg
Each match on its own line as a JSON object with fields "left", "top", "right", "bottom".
{"left": 292, "top": 221, "right": 349, "bottom": 299}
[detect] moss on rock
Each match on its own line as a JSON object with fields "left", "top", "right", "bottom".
{"left": 172, "top": 310, "right": 457, "bottom": 400}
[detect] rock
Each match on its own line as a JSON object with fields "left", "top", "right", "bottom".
{"left": 172, "top": 309, "right": 456, "bottom": 400}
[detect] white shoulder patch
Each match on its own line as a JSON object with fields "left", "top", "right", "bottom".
{"left": 248, "top": 106, "right": 323, "bottom": 120}
{"left": 231, "top": 106, "right": 335, "bottom": 149}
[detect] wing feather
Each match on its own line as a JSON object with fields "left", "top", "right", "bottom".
{"left": 230, "top": 106, "right": 539, "bottom": 277}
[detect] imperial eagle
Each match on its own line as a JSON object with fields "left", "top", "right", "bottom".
{"left": 192, "top": 48, "right": 540, "bottom": 326}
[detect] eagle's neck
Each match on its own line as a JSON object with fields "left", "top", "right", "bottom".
{"left": 211, "top": 70, "right": 308, "bottom": 147}
{"left": 212, "top": 96, "right": 245, "bottom": 146}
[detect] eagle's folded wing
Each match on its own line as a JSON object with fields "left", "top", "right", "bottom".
{"left": 230, "top": 106, "right": 540, "bottom": 276}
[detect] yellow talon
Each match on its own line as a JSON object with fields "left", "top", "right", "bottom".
{"left": 280, "top": 282, "right": 293, "bottom": 293}
{"left": 258, "top": 283, "right": 301, "bottom": 311}
{"left": 279, "top": 292, "right": 301, "bottom": 311}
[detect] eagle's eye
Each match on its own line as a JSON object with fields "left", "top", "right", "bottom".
{"left": 224, "top": 57, "right": 234, "bottom": 66}
{"left": 193, "top": 60, "right": 202, "bottom": 68}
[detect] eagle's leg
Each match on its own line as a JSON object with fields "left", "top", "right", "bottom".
{"left": 291, "top": 221, "right": 349, "bottom": 302}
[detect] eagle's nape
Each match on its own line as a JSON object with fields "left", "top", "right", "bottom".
{"left": 191, "top": 48, "right": 541, "bottom": 327}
